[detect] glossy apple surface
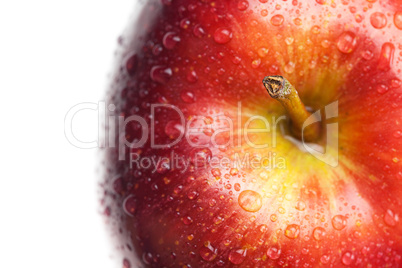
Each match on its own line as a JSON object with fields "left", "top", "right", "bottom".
{"left": 102, "top": 0, "right": 402, "bottom": 267}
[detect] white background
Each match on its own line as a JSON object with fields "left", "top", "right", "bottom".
{"left": 0, "top": 1, "right": 136, "bottom": 267}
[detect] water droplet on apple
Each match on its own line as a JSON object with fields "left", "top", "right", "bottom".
{"left": 336, "top": 31, "right": 357, "bottom": 53}
{"left": 278, "top": 207, "right": 286, "bottom": 214}
{"left": 294, "top": 18, "right": 302, "bottom": 25}
{"left": 316, "top": 0, "right": 326, "bottom": 5}
{"left": 153, "top": 44, "right": 163, "bottom": 56}
{"left": 361, "top": 50, "right": 374, "bottom": 60}
{"left": 259, "top": 224, "right": 268, "bottom": 233}
{"left": 295, "top": 200, "right": 306, "bottom": 211}
{"left": 174, "top": 185, "right": 183, "bottom": 194}
{"left": 270, "top": 14, "right": 284, "bottom": 26}
{"left": 187, "top": 70, "right": 198, "bottom": 83}
{"left": 113, "top": 177, "right": 124, "bottom": 195}
{"left": 214, "top": 28, "right": 233, "bottom": 44}
{"left": 270, "top": 214, "right": 277, "bottom": 222}
{"left": 150, "top": 66, "right": 172, "bottom": 84}
{"left": 201, "top": 126, "right": 213, "bottom": 138}
{"left": 237, "top": 1, "right": 249, "bottom": 11}
{"left": 200, "top": 246, "right": 217, "bottom": 261}
{"left": 230, "top": 168, "right": 238, "bottom": 175}
{"left": 394, "top": 11, "right": 402, "bottom": 30}
{"left": 370, "top": 12, "right": 387, "bottom": 29}
{"left": 123, "top": 195, "right": 137, "bottom": 216}
{"left": 269, "top": 64, "right": 279, "bottom": 73}
{"left": 391, "top": 78, "right": 401, "bottom": 88}
{"left": 284, "top": 224, "right": 300, "bottom": 239}
{"left": 259, "top": 0, "right": 268, "bottom": 3}
{"left": 165, "top": 120, "right": 184, "bottom": 139}
{"left": 190, "top": 148, "right": 212, "bottom": 167}
{"left": 251, "top": 58, "right": 261, "bottom": 68}
{"left": 180, "top": 90, "right": 196, "bottom": 103}
{"left": 342, "top": 251, "right": 355, "bottom": 265}
{"left": 285, "top": 37, "right": 294, "bottom": 45}
{"left": 142, "top": 252, "right": 153, "bottom": 265}
{"left": 211, "top": 168, "right": 221, "bottom": 177}
{"left": 378, "top": 42, "right": 395, "bottom": 71}
{"left": 232, "top": 56, "right": 242, "bottom": 64}
{"left": 209, "top": 198, "right": 217, "bottom": 207}
{"left": 284, "top": 61, "right": 295, "bottom": 73}
{"left": 217, "top": 68, "right": 225, "bottom": 75}
{"left": 156, "top": 159, "right": 170, "bottom": 174}
{"left": 267, "top": 246, "right": 281, "bottom": 259}
{"left": 309, "top": 60, "right": 317, "bottom": 69}
{"left": 123, "top": 258, "right": 131, "bottom": 268}
{"left": 361, "top": 246, "right": 370, "bottom": 255}
{"left": 187, "top": 190, "right": 199, "bottom": 200}
{"left": 320, "top": 254, "right": 330, "bottom": 264}
{"left": 183, "top": 216, "right": 193, "bottom": 225}
{"left": 238, "top": 190, "right": 262, "bottom": 212}
{"left": 180, "top": 18, "right": 191, "bottom": 29}
{"left": 354, "top": 13, "right": 364, "bottom": 23}
{"left": 393, "top": 131, "right": 402, "bottom": 138}
{"left": 258, "top": 47, "right": 269, "bottom": 57}
{"left": 312, "top": 25, "right": 321, "bottom": 34}
{"left": 313, "top": 227, "right": 326, "bottom": 241}
{"left": 384, "top": 209, "right": 399, "bottom": 226}
{"left": 228, "top": 248, "right": 247, "bottom": 264}
{"left": 158, "top": 93, "right": 168, "bottom": 103}
{"left": 332, "top": 215, "right": 347, "bottom": 230}
{"left": 259, "top": 171, "right": 268, "bottom": 180}
{"left": 261, "top": 9, "right": 268, "bottom": 17}
{"left": 376, "top": 84, "right": 389, "bottom": 94}
{"left": 193, "top": 24, "right": 206, "bottom": 38}
{"left": 353, "top": 230, "right": 361, "bottom": 238}
{"left": 104, "top": 206, "right": 111, "bottom": 216}
{"left": 163, "top": 32, "right": 181, "bottom": 49}
{"left": 151, "top": 183, "right": 159, "bottom": 191}
{"left": 234, "top": 183, "right": 241, "bottom": 191}
{"left": 125, "top": 54, "right": 137, "bottom": 76}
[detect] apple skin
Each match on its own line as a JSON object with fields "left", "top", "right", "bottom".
{"left": 102, "top": 0, "right": 402, "bottom": 267}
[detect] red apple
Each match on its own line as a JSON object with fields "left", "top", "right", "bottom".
{"left": 102, "top": 0, "right": 402, "bottom": 267}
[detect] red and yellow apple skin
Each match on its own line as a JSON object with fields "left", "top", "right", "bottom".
{"left": 103, "top": 0, "right": 402, "bottom": 267}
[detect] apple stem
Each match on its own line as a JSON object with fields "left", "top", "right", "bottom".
{"left": 262, "top": 76, "right": 321, "bottom": 142}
